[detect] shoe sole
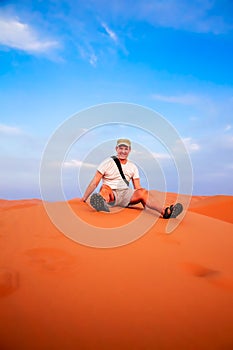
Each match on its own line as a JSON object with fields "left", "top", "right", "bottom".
{"left": 170, "top": 203, "right": 183, "bottom": 218}
{"left": 90, "top": 193, "right": 110, "bottom": 212}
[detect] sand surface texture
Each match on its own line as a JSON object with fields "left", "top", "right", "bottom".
{"left": 0, "top": 194, "right": 233, "bottom": 349}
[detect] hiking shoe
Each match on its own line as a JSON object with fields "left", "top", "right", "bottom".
{"left": 90, "top": 193, "right": 110, "bottom": 212}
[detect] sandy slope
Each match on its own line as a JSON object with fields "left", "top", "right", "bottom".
{"left": 0, "top": 194, "right": 233, "bottom": 350}
{"left": 189, "top": 195, "right": 233, "bottom": 223}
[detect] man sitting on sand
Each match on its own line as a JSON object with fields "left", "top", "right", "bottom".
{"left": 81, "top": 139, "right": 183, "bottom": 218}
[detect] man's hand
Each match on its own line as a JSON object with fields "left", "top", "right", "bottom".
{"left": 81, "top": 171, "right": 103, "bottom": 203}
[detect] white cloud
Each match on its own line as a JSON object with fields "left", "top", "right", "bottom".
{"left": 152, "top": 152, "right": 171, "bottom": 160}
{"left": 182, "top": 137, "right": 200, "bottom": 152}
{"left": 0, "top": 124, "right": 22, "bottom": 135}
{"left": 63, "top": 159, "right": 96, "bottom": 169}
{"left": 152, "top": 93, "right": 199, "bottom": 105}
{"left": 101, "top": 22, "right": 118, "bottom": 42}
{"left": 78, "top": 44, "right": 98, "bottom": 67}
{"left": 150, "top": 138, "right": 200, "bottom": 160}
{"left": 89, "top": 53, "right": 98, "bottom": 66}
{"left": 77, "top": 22, "right": 118, "bottom": 66}
{"left": 224, "top": 124, "right": 232, "bottom": 132}
{"left": 0, "top": 15, "right": 59, "bottom": 53}
{"left": 174, "top": 137, "right": 200, "bottom": 154}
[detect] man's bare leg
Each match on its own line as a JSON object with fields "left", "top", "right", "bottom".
{"left": 129, "top": 188, "right": 165, "bottom": 215}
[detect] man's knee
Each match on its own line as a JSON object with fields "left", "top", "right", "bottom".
{"left": 135, "top": 188, "right": 148, "bottom": 201}
{"left": 100, "top": 184, "right": 115, "bottom": 203}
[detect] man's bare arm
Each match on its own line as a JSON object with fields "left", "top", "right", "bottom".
{"left": 132, "top": 178, "right": 141, "bottom": 190}
{"left": 81, "top": 171, "right": 103, "bottom": 202}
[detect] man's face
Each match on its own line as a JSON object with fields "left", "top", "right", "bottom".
{"left": 116, "top": 145, "right": 131, "bottom": 160}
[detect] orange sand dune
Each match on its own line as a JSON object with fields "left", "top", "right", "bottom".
{"left": 188, "top": 195, "right": 233, "bottom": 223}
{"left": 0, "top": 194, "right": 233, "bottom": 350}
{"left": 0, "top": 198, "right": 41, "bottom": 211}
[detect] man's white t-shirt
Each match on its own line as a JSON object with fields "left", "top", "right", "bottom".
{"left": 97, "top": 157, "right": 139, "bottom": 190}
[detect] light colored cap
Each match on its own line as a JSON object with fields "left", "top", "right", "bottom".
{"left": 116, "top": 138, "right": 131, "bottom": 147}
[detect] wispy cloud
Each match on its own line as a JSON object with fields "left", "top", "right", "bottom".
{"left": 150, "top": 137, "right": 200, "bottom": 160}
{"left": 63, "top": 160, "right": 96, "bottom": 169}
{"left": 152, "top": 152, "right": 171, "bottom": 160}
{"left": 0, "top": 15, "right": 59, "bottom": 54}
{"left": 0, "top": 123, "right": 22, "bottom": 136}
{"left": 101, "top": 22, "right": 118, "bottom": 42}
{"left": 182, "top": 137, "right": 200, "bottom": 152}
{"left": 133, "top": 0, "right": 233, "bottom": 34}
{"left": 224, "top": 124, "right": 232, "bottom": 132}
{"left": 89, "top": 53, "right": 98, "bottom": 66}
{"left": 78, "top": 44, "right": 98, "bottom": 67}
{"left": 88, "top": 0, "right": 233, "bottom": 35}
{"left": 172, "top": 137, "right": 200, "bottom": 155}
{"left": 152, "top": 93, "right": 199, "bottom": 105}
{"left": 77, "top": 21, "right": 119, "bottom": 66}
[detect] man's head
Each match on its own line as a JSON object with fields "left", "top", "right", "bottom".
{"left": 116, "top": 139, "right": 131, "bottom": 148}
{"left": 116, "top": 139, "right": 131, "bottom": 160}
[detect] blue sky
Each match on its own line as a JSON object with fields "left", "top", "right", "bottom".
{"left": 0, "top": 0, "right": 233, "bottom": 199}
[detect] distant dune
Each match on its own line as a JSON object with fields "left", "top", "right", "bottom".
{"left": 0, "top": 194, "right": 233, "bottom": 349}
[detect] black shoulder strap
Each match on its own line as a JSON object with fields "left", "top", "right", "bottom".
{"left": 111, "top": 156, "right": 129, "bottom": 186}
